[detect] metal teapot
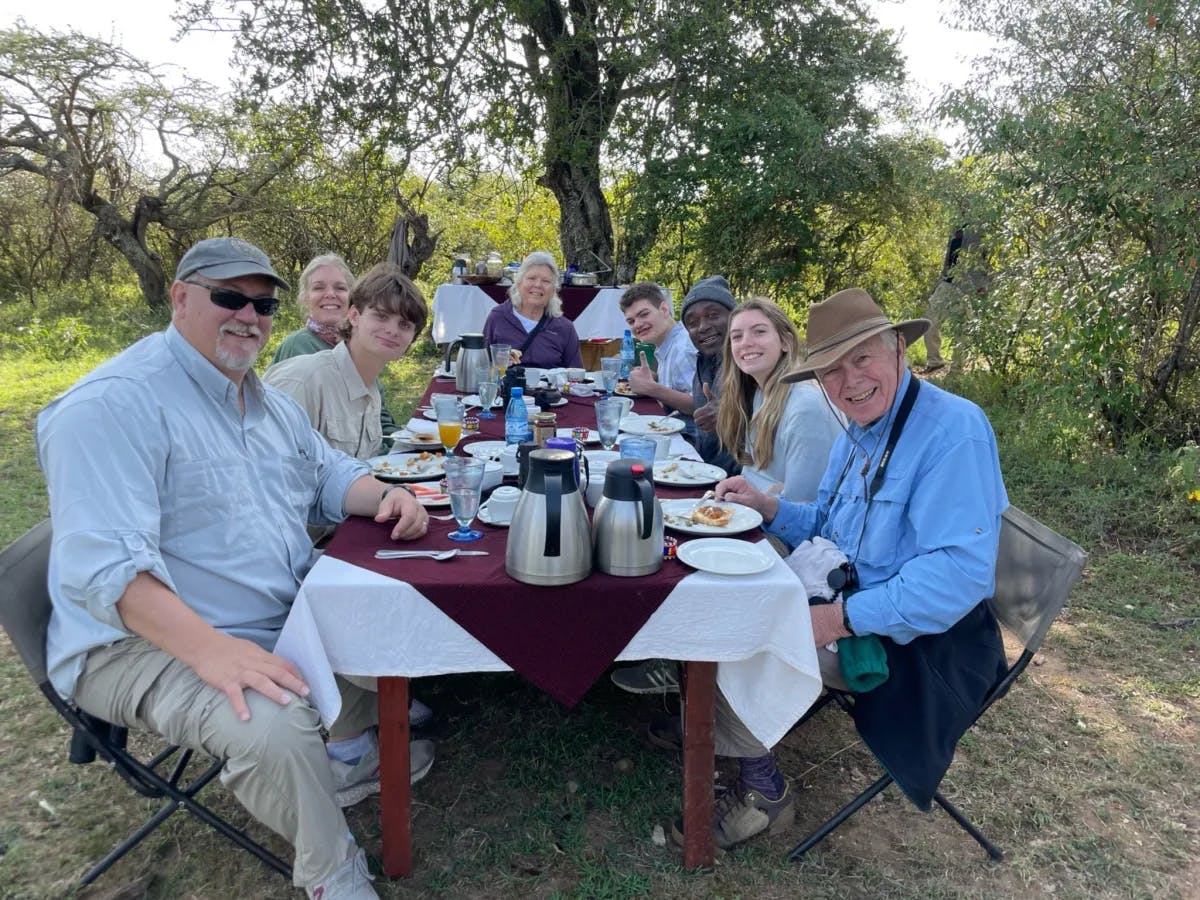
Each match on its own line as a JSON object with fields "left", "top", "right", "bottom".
{"left": 591, "top": 459, "right": 663, "bottom": 577}
{"left": 506, "top": 449, "right": 592, "bottom": 586}
{"left": 444, "top": 332, "right": 489, "bottom": 393}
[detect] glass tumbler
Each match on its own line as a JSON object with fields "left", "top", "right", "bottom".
{"left": 595, "top": 398, "right": 623, "bottom": 451}
{"left": 443, "top": 456, "right": 485, "bottom": 542}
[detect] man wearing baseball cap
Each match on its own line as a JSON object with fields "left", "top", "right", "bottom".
{"left": 37, "top": 236, "right": 431, "bottom": 898}
{"left": 679, "top": 287, "right": 1009, "bottom": 853}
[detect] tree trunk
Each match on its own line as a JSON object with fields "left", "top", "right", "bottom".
{"left": 541, "top": 159, "right": 614, "bottom": 276}
{"left": 86, "top": 197, "right": 168, "bottom": 308}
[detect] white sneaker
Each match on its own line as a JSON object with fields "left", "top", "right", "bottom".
{"left": 329, "top": 731, "right": 436, "bottom": 807}
{"left": 306, "top": 847, "right": 377, "bottom": 900}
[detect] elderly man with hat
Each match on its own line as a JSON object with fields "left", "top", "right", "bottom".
{"left": 37, "top": 237, "right": 435, "bottom": 899}
{"left": 680, "top": 288, "right": 1009, "bottom": 853}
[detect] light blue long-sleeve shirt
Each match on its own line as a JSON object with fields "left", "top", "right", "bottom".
{"left": 37, "top": 325, "right": 369, "bottom": 698}
{"left": 764, "top": 369, "right": 1008, "bottom": 644}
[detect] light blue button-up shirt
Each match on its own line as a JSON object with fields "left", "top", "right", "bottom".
{"left": 37, "top": 325, "right": 369, "bottom": 698}
{"left": 765, "top": 370, "right": 1008, "bottom": 644}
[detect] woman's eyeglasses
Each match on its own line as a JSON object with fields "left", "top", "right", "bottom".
{"left": 185, "top": 280, "right": 281, "bottom": 316}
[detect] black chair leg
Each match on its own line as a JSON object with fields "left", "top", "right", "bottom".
{"left": 80, "top": 796, "right": 181, "bottom": 885}
{"left": 932, "top": 791, "right": 1004, "bottom": 861}
{"left": 786, "top": 773, "right": 893, "bottom": 861}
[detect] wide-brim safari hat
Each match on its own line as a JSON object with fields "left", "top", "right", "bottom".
{"left": 782, "top": 288, "right": 930, "bottom": 382}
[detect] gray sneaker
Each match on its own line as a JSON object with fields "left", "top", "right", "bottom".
{"left": 306, "top": 847, "right": 378, "bottom": 900}
{"left": 330, "top": 731, "right": 436, "bottom": 807}
{"left": 671, "top": 784, "right": 795, "bottom": 852}
{"left": 610, "top": 659, "right": 680, "bottom": 695}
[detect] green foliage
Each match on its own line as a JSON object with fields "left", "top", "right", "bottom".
{"left": 944, "top": 0, "right": 1200, "bottom": 442}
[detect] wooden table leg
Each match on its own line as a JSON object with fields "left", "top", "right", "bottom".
{"left": 682, "top": 661, "right": 716, "bottom": 869}
{"left": 377, "top": 676, "right": 411, "bottom": 877}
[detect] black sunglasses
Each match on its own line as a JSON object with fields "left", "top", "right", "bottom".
{"left": 185, "top": 279, "right": 281, "bottom": 317}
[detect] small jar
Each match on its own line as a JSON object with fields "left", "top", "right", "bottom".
{"left": 533, "top": 411, "right": 558, "bottom": 446}
{"left": 463, "top": 415, "right": 480, "bottom": 434}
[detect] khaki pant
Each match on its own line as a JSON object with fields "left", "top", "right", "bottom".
{"left": 74, "top": 638, "right": 366, "bottom": 887}
{"left": 713, "top": 647, "right": 848, "bottom": 758}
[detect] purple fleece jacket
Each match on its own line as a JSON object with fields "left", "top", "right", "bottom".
{"left": 482, "top": 300, "right": 584, "bottom": 369}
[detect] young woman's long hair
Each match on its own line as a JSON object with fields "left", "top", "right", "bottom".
{"left": 715, "top": 297, "right": 803, "bottom": 471}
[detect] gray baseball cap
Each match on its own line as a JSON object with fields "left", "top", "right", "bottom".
{"left": 175, "top": 237, "right": 290, "bottom": 290}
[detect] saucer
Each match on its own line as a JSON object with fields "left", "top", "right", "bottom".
{"left": 477, "top": 504, "right": 512, "bottom": 527}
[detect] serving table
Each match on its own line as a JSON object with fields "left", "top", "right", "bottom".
{"left": 431, "top": 283, "right": 671, "bottom": 343}
{"left": 275, "top": 379, "right": 821, "bottom": 876}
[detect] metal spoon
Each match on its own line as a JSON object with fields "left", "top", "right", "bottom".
{"left": 374, "top": 549, "right": 489, "bottom": 561}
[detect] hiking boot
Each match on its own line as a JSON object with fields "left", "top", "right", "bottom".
{"left": 611, "top": 659, "right": 680, "bottom": 695}
{"left": 306, "top": 847, "right": 378, "bottom": 900}
{"left": 330, "top": 731, "right": 436, "bottom": 807}
{"left": 671, "top": 783, "right": 795, "bottom": 852}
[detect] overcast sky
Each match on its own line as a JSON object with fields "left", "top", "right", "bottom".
{"left": 1, "top": 0, "right": 994, "bottom": 142}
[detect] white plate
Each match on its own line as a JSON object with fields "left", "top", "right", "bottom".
{"left": 556, "top": 427, "right": 599, "bottom": 445}
{"left": 408, "top": 481, "right": 450, "bottom": 507}
{"left": 463, "top": 440, "right": 508, "bottom": 460}
{"left": 619, "top": 414, "right": 686, "bottom": 436}
{"left": 388, "top": 429, "right": 442, "bottom": 450}
{"left": 653, "top": 461, "right": 727, "bottom": 486}
{"left": 659, "top": 499, "right": 763, "bottom": 536}
{"left": 477, "top": 503, "right": 512, "bottom": 527}
{"left": 462, "top": 394, "right": 503, "bottom": 409}
{"left": 368, "top": 452, "right": 447, "bottom": 482}
{"left": 677, "top": 538, "right": 775, "bottom": 576}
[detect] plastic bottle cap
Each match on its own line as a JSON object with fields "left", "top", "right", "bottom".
{"left": 512, "top": 387, "right": 523, "bottom": 397}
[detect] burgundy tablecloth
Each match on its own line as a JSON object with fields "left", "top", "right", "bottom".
{"left": 325, "top": 515, "right": 699, "bottom": 707}
{"left": 479, "top": 283, "right": 610, "bottom": 320}
{"left": 326, "top": 379, "right": 732, "bottom": 706}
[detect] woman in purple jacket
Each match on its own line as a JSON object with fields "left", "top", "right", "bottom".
{"left": 482, "top": 251, "right": 584, "bottom": 369}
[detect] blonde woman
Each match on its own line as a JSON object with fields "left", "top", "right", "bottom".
{"left": 716, "top": 298, "right": 842, "bottom": 502}
{"left": 482, "top": 251, "right": 584, "bottom": 369}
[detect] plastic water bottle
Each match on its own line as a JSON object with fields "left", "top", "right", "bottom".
{"left": 619, "top": 328, "right": 636, "bottom": 380}
{"left": 505, "top": 386, "right": 531, "bottom": 445}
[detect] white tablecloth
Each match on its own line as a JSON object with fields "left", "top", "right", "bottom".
{"left": 430, "top": 284, "right": 497, "bottom": 343}
{"left": 431, "top": 285, "right": 660, "bottom": 343}
{"left": 276, "top": 553, "right": 822, "bottom": 749}
{"left": 570, "top": 288, "right": 628, "bottom": 340}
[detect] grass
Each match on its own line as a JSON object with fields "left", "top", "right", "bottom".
{"left": 0, "top": 293, "right": 1197, "bottom": 899}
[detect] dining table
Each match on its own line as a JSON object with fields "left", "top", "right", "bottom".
{"left": 274, "top": 373, "right": 822, "bottom": 877}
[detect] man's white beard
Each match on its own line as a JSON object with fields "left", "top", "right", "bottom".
{"left": 215, "top": 323, "right": 264, "bottom": 371}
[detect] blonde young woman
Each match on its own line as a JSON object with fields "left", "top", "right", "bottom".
{"left": 716, "top": 297, "right": 843, "bottom": 502}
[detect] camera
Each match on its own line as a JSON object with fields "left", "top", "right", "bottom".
{"left": 827, "top": 560, "right": 859, "bottom": 594}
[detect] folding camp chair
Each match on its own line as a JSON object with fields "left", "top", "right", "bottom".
{"left": 786, "top": 505, "right": 1088, "bottom": 862}
{"left": 0, "top": 520, "right": 292, "bottom": 886}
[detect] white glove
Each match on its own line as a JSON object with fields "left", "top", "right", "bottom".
{"left": 786, "top": 536, "right": 849, "bottom": 602}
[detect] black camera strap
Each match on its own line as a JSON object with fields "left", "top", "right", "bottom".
{"left": 518, "top": 313, "right": 551, "bottom": 355}
{"left": 866, "top": 375, "right": 920, "bottom": 500}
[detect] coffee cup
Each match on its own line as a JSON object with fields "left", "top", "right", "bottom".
{"left": 484, "top": 485, "right": 521, "bottom": 524}
{"left": 585, "top": 464, "right": 608, "bottom": 506}
{"left": 499, "top": 445, "right": 519, "bottom": 476}
{"left": 524, "top": 367, "right": 546, "bottom": 389}
{"left": 481, "top": 459, "right": 504, "bottom": 491}
{"left": 613, "top": 396, "right": 634, "bottom": 422}
{"left": 566, "top": 367, "right": 585, "bottom": 383}
{"left": 650, "top": 433, "right": 672, "bottom": 460}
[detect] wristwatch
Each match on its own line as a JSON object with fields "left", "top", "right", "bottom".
{"left": 381, "top": 483, "right": 415, "bottom": 501}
